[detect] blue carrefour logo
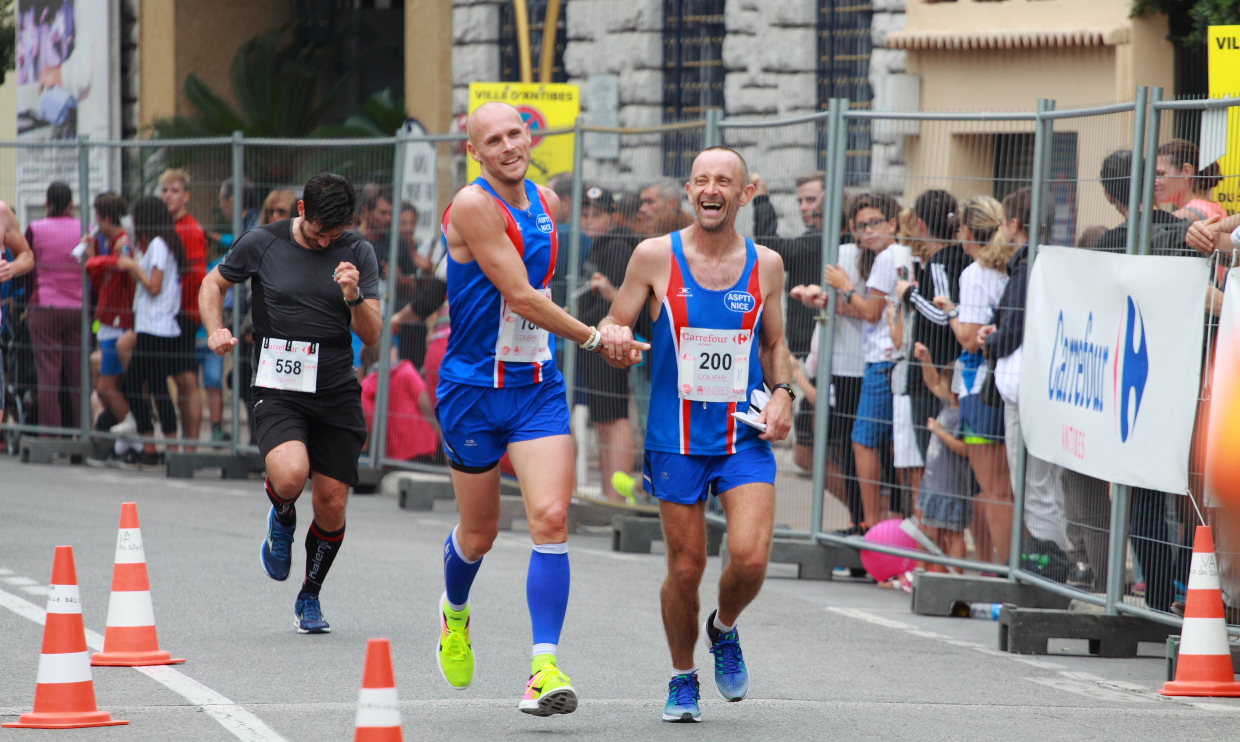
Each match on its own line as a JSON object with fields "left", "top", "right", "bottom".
{"left": 724, "top": 291, "right": 756, "bottom": 313}
{"left": 1117, "top": 296, "right": 1148, "bottom": 443}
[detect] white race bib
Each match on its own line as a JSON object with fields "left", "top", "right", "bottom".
{"left": 676, "top": 327, "right": 753, "bottom": 403}
{"left": 256, "top": 338, "right": 320, "bottom": 393}
{"left": 496, "top": 289, "right": 553, "bottom": 363}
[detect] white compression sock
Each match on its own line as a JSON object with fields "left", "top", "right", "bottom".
{"left": 672, "top": 666, "right": 698, "bottom": 679}
{"left": 532, "top": 643, "right": 557, "bottom": 659}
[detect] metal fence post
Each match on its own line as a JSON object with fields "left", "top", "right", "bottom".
{"left": 1101, "top": 86, "right": 1149, "bottom": 614}
{"left": 810, "top": 99, "right": 846, "bottom": 536}
{"left": 371, "top": 130, "right": 408, "bottom": 469}
{"left": 229, "top": 131, "right": 244, "bottom": 452}
{"left": 1138, "top": 87, "right": 1163, "bottom": 256}
{"left": 77, "top": 136, "right": 91, "bottom": 438}
{"left": 704, "top": 108, "right": 722, "bottom": 149}
{"left": 1009, "top": 99, "right": 1055, "bottom": 579}
{"left": 562, "top": 118, "right": 585, "bottom": 424}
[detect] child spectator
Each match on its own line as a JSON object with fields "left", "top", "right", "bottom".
{"left": 913, "top": 342, "right": 975, "bottom": 566}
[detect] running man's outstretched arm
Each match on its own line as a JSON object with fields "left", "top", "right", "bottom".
{"left": 755, "top": 246, "right": 792, "bottom": 442}
{"left": 597, "top": 237, "right": 665, "bottom": 367}
{"left": 450, "top": 186, "right": 598, "bottom": 345}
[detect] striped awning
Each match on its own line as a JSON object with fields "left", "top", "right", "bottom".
{"left": 884, "top": 24, "right": 1130, "bottom": 51}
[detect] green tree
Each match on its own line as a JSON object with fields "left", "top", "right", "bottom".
{"left": 1134, "top": 0, "right": 1240, "bottom": 46}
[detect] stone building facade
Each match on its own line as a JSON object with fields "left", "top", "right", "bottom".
{"left": 450, "top": 0, "right": 909, "bottom": 237}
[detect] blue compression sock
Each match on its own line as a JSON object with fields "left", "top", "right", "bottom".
{"left": 527, "top": 542, "right": 570, "bottom": 658}
{"left": 443, "top": 526, "right": 482, "bottom": 609}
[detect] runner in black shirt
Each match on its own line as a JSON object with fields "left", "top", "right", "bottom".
{"left": 200, "top": 173, "right": 382, "bottom": 634}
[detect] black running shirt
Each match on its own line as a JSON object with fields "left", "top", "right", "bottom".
{"left": 218, "top": 219, "right": 381, "bottom": 392}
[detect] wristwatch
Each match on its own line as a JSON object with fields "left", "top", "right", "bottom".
{"left": 842, "top": 289, "right": 856, "bottom": 305}
{"left": 944, "top": 307, "right": 959, "bottom": 320}
{"left": 345, "top": 290, "right": 365, "bottom": 307}
{"left": 770, "top": 383, "right": 796, "bottom": 402}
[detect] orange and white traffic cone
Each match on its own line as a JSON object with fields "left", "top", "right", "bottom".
{"left": 1161, "top": 525, "right": 1240, "bottom": 697}
{"left": 91, "top": 502, "right": 184, "bottom": 666}
{"left": 354, "top": 638, "right": 403, "bottom": 742}
{"left": 3, "top": 546, "right": 128, "bottom": 729}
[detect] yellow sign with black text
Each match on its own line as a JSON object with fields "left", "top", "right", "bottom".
{"left": 1208, "top": 26, "right": 1240, "bottom": 213}
{"left": 466, "top": 83, "right": 579, "bottom": 186}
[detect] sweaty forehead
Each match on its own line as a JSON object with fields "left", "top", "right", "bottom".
{"left": 690, "top": 151, "right": 744, "bottom": 181}
{"left": 467, "top": 103, "right": 524, "bottom": 143}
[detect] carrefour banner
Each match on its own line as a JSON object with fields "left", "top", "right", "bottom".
{"left": 1020, "top": 246, "right": 1209, "bottom": 493}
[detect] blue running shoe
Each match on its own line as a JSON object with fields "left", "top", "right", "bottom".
{"left": 260, "top": 507, "right": 295, "bottom": 581}
{"left": 662, "top": 672, "right": 701, "bottom": 722}
{"left": 294, "top": 594, "right": 331, "bottom": 633}
{"left": 704, "top": 610, "right": 749, "bottom": 701}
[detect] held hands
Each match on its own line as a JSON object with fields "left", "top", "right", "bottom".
{"left": 207, "top": 327, "right": 239, "bottom": 356}
{"left": 790, "top": 284, "right": 827, "bottom": 309}
{"left": 334, "top": 261, "right": 361, "bottom": 301}
{"left": 1185, "top": 215, "right": 1221, "bottom": 256}
{"left": 116, "top": 255, "right": 138, "bottom": 274}
{"left": 757, "top": 388, "right": 792, "bottom": 442}
{"left": 597, "top": 324, "right": 650, "bottom": 369}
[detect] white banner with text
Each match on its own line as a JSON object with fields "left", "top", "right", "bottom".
{"left": 1020, "top": 246, "right": 1208, "bottom": 493}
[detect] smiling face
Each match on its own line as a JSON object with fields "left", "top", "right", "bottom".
{"left": 1154, "top": 155, "right": 1194, "bottom": 208}
{"left": 687, "top": 149, "right": 753, "bottom": 233}
{"left": 466, "top": 103, "right": 532, "bottom": 186}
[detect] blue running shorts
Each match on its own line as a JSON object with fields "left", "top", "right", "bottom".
{"left": 851, "top": 361, "right": 895, "bottom": 449}
{"left": 435, "top": 376, "right": 571, "bottom": 472}
{"left": 99, "top": 338, "right": 123, "bottom": 376}
{"left": 643, "top": 446, "right": 776, "bottom": 505}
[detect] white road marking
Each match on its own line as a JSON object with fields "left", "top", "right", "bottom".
{"left": 1025, "top": 677, "right": 1155, "bottom": 703}
{"left": 20, "top": 585, "right": 50, "bottom": 596}
{"left": 0, "top": 568, "right": 13, "bottom": 575}
{"left": 0, "top": 584, "right": 289, "bottom": 742}
{"left": 826, "top": 606, "right": 1240, "bottom": 711}
{"left": 2, "top": 576, "right": 37, "bottom": 586}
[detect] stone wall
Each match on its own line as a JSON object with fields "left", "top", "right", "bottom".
{"left": 449, "top": 0, "right": 910, "bottom": 224}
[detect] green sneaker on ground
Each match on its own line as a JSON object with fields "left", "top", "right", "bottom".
{"left": 518, "top": 654, "right": 578, "bottom": 716}
{"left": 436, "top": 592, "right": 474, "bottom": 689}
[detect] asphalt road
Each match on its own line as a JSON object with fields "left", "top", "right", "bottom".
{"left": 1, "top": 455, "right": 1237, "bottom": 741}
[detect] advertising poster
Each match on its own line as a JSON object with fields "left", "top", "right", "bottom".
{"left": 466, "top": 83, "right": 579, "bottom": 185}
{"left": 1020, "top": 246, "right": 1208, "bottom": 493}
{"left": 16, "top": 0, "right": 115, "bottom": 219}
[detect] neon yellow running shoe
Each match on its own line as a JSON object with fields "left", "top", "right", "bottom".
{"left": 436, "top": 592, "right": 474, "bottom": 689}
{"left": 518, "top": 655, "right": 578, "bottom": 716}
{"left": 611, "top": 472, "right": 637, "bottom": 504}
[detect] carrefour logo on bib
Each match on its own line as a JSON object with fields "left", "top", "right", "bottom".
{"left": 724, "top": 291, "right": 755, "bottom": 313}
{"left": 536, "top": 214, "right": 554, "bottom": 233}
{"left": 1046, "top": 296, "right": 1148, "bottom": 443}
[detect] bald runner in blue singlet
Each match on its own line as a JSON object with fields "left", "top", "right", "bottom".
{"left": 594, "top": 146, "right": 794, "bottom": 723}
{"left": 430, "top": 101, "right": 647, "bottom": 717}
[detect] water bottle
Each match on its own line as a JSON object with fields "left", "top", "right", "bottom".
{"left": 969, "top": 602, "right": 1001, "bottom": 620}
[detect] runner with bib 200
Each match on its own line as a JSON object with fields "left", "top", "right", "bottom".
{"left": 199, "top": 173, "right": 381, "bottom": 634}
{"left": 433, "top": 101, "right": 646, "bottom": 716}
{"left": 596, "top": 147, "right": 793, "bottom": 723}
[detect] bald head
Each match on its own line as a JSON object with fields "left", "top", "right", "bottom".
{"left": 691, "top": 146, "right": 749, "bottom": 186}
{"left": 467, "top": 102, "right": 525, "bottom": 145}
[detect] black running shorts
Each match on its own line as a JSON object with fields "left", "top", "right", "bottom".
{"left": 252, "top": 380, "right": 368, "bottom": 486}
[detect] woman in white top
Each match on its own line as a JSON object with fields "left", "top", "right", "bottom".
{"left": 118, "top": 195, "right": 185, "bottom": 468}
{"left": 817, "top": 192, "right": 905, "bottom": 529}
{"left": 933, "top": 196, "right": 1014, "bottom": 563}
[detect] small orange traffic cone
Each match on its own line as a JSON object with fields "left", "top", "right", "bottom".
{"left": 91, "top": 502, "right": 184, "bottom": 666}
{"left": 354, "top": 638, "right": 403, "bottom": 741}
{"left": 1161, "top": 525, "right": 1240, "bottom": 697}
{"left": 3, "top": 546, "right": 128, "bottom": 729}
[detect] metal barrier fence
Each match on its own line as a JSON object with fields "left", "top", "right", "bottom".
{"left": 1, "top": 90, "right": 1236, "bottom": 631}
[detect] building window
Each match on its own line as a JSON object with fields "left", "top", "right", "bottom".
{"left": 662, "top": 0, "right": 725, "bottom": 177}
{"left": 500, "top": 0, "right": 568, "bottom": 83}
{"left": 817, "top": 1, "right": 872, "bottom": 183}
{"left": 992, "top": 132, "right": 1078, "bottom": 246}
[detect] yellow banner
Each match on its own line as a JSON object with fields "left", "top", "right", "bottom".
{"left": 466, "top": 83, "right": 580, "bottom": 185}
{"left": 1208, "top": 26, "right": 1240, "bottom": 213}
